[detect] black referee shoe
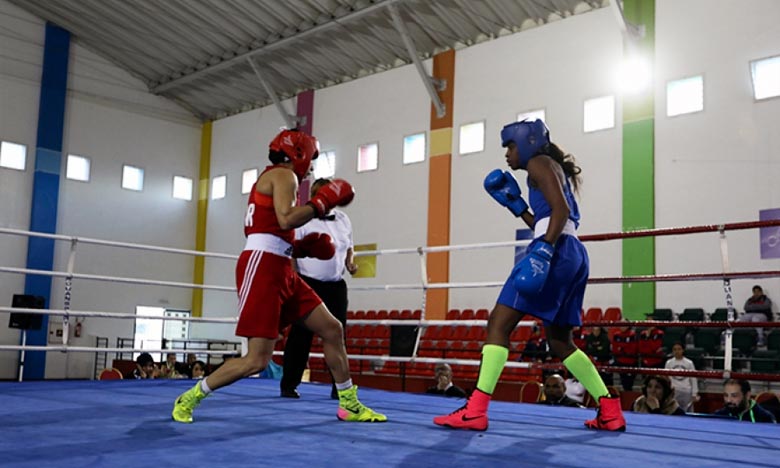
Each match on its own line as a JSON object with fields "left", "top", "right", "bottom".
{"left": 281, "top": 388, "right": 301, "bottom": 399}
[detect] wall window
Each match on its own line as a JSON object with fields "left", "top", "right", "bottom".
{"left": 459, "top": 121, "right": 485, "bottom": 155}
{"left": 133, "top": 306, "right": 190, "bottom": 361}
{"left": 666, "top": 75, "right": 703, "bottom": 117}
{"left": 357, "top": 143, "right": 378, "bottom": 172}
{"left": 241, "top": 168, "right": 258, "bottom": 194}
{"left": 583, "top": 95, "right": 615, "bottom": 132}
{"left": 403, "top": 132, "right": 426, "bottom": 165}
{"left": 751, "top": 55, "right": 780, "bottom": 100}
{"left": 517, "top": 109, "right": 546, "bottom": 123}
{"left": 66, "top": 154, "right": 90, "bottom": 182}
{"left": 314, "top": 150, "right": 336, "bottom": 179}
{"left": 122, "top": 165, "right": 144, "bottom": 191}
{"left": 172, "top": 176, "right": 193, "bottom": 201}
{"left": 0, "top": 141, "right": 26, "bottom": 171}
{"left": 211, "top": 175, "right": 226, "bottom": 200}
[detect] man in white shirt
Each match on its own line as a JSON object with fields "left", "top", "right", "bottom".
{"left": 281, "top": 178, "right": 358, "bottom": 399}
{"left": 664, "top": 342, "right": 700, "bottom": 412}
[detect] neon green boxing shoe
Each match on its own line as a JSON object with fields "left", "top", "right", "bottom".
{"left": 172, "top": 381, "right": 208, "bottom": 423}
{"left": 337, "top": 386, "right": 387, "bottom": 422}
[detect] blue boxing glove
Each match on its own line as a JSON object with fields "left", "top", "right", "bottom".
{"left": 483, "top": 169, "right": 529, "bottom": 217}
{"left": 512, "top": 241, "right": 554, "bottom": 295}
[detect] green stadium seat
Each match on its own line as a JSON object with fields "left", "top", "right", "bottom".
{"left": 683, "top": 347, "right": 706, "bottom": 370}
{"left": 679, "top": 308, "right": 705, "bottom": 321}
{"left": 731, "top": 329, "right": 758, "bottom": 355}
{"left": 710, "top": 308, "right": 731, "bottom": 321}
{"left": 767, "top": 329, "right": 780, "bottom": 352}
{"left": 750, "top": 350, "right": 779, "bottom": 373}
{"left": 662, "top": 327, "right": 688, "bottom": 351}
{"left": 649, "top": 308, "right": 674, "bottom": 321}
{"left": 693, "top": 328, "right": 722, "bottom": 355}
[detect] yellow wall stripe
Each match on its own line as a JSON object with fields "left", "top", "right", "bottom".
{"left": 191, "top": 121, "right": 212, "bottom": 318}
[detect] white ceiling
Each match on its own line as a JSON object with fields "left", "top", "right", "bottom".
{"left": 10, "top": 0, "right": 608, "bottom": 121}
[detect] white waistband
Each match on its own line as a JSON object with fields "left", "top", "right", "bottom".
{"left": 534, "top": 217, "right": 578, "bottom": 239}
{"left": 244, "top": 233, "right": 293, "bottom": 258}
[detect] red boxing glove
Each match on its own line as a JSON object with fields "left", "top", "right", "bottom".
{"left": 292, "top": 232, "right": 335, "bottom": 260}
{"left": 307, "top": 179, "right": 355, "bottom": 218}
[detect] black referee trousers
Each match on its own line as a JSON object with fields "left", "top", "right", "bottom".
{"left": 281, "top": 274, "right": 348, "bottom": 392}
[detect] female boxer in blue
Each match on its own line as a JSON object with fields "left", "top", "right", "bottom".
{"left": 434, "top": 120, "right": 625, "bottom": 432}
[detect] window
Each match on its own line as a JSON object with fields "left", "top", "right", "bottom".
{"left": 403, "top": 132, "right": 426, "bottom": 165}
{"left": 133, "top": 306, "right": 190, "bottom": 361}
{"left": 122, "top": 165, "right": 144, "bottom": 191}
{"left": 241, "top": 168, "right": 258, "bottom": 194}
{"left": 357, "top": 143, "right": 378, "bottom": 172}
{"left": 0, "top": 141, "right": 26, "bottom": 171}
{"left": 66, "top": 154, "right": 91, "bottom": 182}
{"left": 751, "top": 55, "right": 780, "bottom": 100}
{"left": 211, "top": 175, "right": 226, "bottom": 200}
{"left": 459, "top": 121, "right": 485, "bottom": 155}
{"left": 172, "top": 176, "right": 192, "bottom": 201}
{"left": 666, "top": 75, "right": 703, "bottom": 117}
{"left": 583, "top": 95, "right": 615, "bottom": 132}
{"left": 517, "top": 109, "right": 546, "bottom": 123}
{"left": 314, "top": 150, "right": 336, "bottom": 179}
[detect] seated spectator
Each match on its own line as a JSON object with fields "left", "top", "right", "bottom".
{"left": 714, "top": 379, "right": 776, "bottom": 423}
{"left": 160, "top": 352, "right": 186, "bottom": 379}
{"left": 664, "top": 342, "right": 700, "bottom": 412}
{"left": 585, "top": 326, "right": 613, "bottom": 386}
{"left": 520, "top": 327, "right": 549, "bottom": 363}
{"left": 639, "top": 326, "right": 665, "bottom": 368}
{"left": 564, "top": 376, "right": 586, "bottom": 404}
{"left": 425, "top": 363, "right": 467, "bottom": 398}
{"left": 125, "top": 352, "right": 159, "bottom": 379}
{"left": 539, "top": 374, "right": 584, "bottom": 408}
{"left": 190, "top": 360, "right": 207, "bottom": 379}
{"left": 612, "top": 326, "right": 638, "bottom": 391}
{"left": 740, "top": 285, "right": 773, "bottom": 346}
{"left": 632, "top": 375, "right": 685, "bottom": 416}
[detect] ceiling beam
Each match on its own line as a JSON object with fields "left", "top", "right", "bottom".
{"left": 151, "top": 0, "right": 402, "bottom": 94}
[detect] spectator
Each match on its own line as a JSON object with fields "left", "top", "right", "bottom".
{"left": 564, "top": 376, "right": 586, "bottom": 404}
{"left": 539, "top": 374, "right": 584, "bottom": 408}
{"left": 714, "top": 379, "right": 776, "bottom": 423}
{"left": 741, "top": 285, "right": 773, "bottom": 346}
{"left": 520, "top": 327, "right": 549, "bottom": 362}
{"left": 190, "top": 360, "right": 207, "bottom": 379}
{"left": 639, "top": 326, "right": 665, "bottom": 368}
{"left": 585, "top": 327, "right": 613, "bottom": 386}
{"left": 664, "top": 342, "right": 700, "bottom": 411}
{"left": 160, "top": 352, "right": 186, "bottom": 379}
{"left": 425, "top": 363, "right": 467, "bottom": 398}
{"left": 612, "top": 326, "right": 638, "bottom": 391}
{"left": 632, "top": 375, "right": 685, "bottom": 416}
{"left": 126, "top": 352, "right": 159, "bottom": 379}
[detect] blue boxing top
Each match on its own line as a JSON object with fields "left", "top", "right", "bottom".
{"left": 527, "top": 174, "right": 580, "bottom": 228}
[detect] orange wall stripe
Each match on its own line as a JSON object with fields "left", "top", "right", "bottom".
{"left": 426, "top": 49, "right": 455, "bottom": 320}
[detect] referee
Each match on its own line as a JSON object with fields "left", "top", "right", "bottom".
{"left": 281, "top": 178, "right": 358, "bottom": 399}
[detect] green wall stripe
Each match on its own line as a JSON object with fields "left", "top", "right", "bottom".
{"left": 621, "top": 0, "right": 656, "bottom": 320}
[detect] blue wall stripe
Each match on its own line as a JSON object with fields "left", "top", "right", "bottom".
{"left": 23, "top": 23, "right": 70, "bottom": 380}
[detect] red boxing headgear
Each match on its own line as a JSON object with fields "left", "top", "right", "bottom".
{"left": 269, "top": 129, "right": 319, "bottom": 181}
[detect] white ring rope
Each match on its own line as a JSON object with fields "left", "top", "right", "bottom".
{"left": 2, "top": 222, "right": 779, "bottom": 380}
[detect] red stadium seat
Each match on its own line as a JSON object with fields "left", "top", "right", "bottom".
{"left": 389, "top": 309, "right": 401, "bottom": 319}
{"left": 604, "top": 307, "right": 622, "bottom": 321}
{"left": 447, "top": 309, "right": 460, "bottom": 320}
{"left": 476, "top": 308, "right": 490, "bottom": 320}
{"left": 412, "top": 310, "right": 422, "bottom": 320}
{"left": 520, "top": 381, "right": 543, "bottom": 403}
{"left": 377, "top": 309, "right": 389, "bottom": 320}
{"left": 584, "top": 307, "right": 603, "bottom": 323}
{"left": 460, "top": 309, "right": 475, "bottom": 320}
{"left": 400, "top": 309, "right": 413, "bottom": 320}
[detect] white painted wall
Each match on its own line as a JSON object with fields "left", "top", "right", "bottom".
{"left": 654, "top": 0, "right": 780, "bottom": 313}
{"left": 0, "top": 0, "right": 200, "bottom": 379}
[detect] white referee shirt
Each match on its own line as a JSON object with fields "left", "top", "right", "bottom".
{"left": 295, "top": 209, "right": 354, "bottom": 282}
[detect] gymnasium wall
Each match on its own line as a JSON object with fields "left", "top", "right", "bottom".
{"left": 0, "top": 0, "right": 200, "bottom": 378}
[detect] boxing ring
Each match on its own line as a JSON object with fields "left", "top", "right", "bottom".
{"left": 2, "top": 221, "right": 780, "bottom": 467}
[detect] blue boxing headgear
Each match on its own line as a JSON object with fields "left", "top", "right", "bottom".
{"left": 500, "top": 119, "right": 550, "bottom": 169}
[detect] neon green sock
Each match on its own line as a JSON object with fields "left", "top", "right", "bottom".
{"left": 475, "top": 344, "right": 509, "bottom": 394}
{"left": 563, "top": 349, "right": 609, "bottom": 399}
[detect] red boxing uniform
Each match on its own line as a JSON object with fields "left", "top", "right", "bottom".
{"left": 638, "top": 327, "right": 665, "bottom": 368}
{"left": 235, "top": 166, "right": 322, "bottom": 339}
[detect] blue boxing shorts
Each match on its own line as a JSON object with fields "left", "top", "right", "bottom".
{"left": 497, "top": 234, "right": 588, "bottom": 327}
